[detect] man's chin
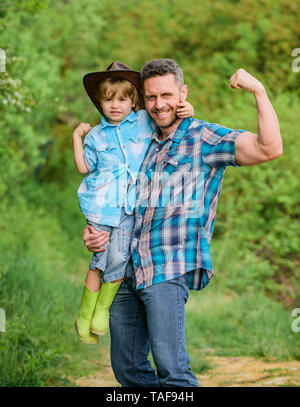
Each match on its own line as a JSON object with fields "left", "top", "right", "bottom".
{"left": 157, "top": 116, "right": 180, "bottom": 129}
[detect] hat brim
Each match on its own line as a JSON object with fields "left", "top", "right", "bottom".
{"left": 83, "top": 70, "right": 145, "bottom": 114}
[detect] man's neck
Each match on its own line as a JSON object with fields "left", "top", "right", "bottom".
{"left": 158, "top": 118, "right": 183, "bottom": 141}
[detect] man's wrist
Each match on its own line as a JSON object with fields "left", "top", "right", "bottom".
{"left": 253, "top": 84, "right": 266, "bottom": 98}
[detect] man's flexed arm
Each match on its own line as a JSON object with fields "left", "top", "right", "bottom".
{"left": 230, "top": 69, "right": 283, "bottom": 166}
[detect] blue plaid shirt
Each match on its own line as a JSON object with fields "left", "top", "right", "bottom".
{"left": 130, "top": 117, "right": 246, "bottom": 290}
{"left": 77, "top": 110, "right": 153, "bottom": 226}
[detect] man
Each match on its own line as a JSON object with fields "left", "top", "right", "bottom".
{"left": 83, "top": 59, "right": 282, "bottom": 386}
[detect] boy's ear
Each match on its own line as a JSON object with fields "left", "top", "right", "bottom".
{"left": 179, "top": 84, "right": 188, "bottom": 103}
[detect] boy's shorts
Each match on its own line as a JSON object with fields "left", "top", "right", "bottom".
{"left": 87, "top": 208, "right": 135, "bottom": 283}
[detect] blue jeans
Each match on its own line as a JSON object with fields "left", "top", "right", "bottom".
{"left": 109, "top": 259, "right": 199, "bottom": 387}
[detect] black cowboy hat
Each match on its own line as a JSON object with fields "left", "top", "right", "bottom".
{"left": 83, "top": 61, "right": 145, "bottom": 114}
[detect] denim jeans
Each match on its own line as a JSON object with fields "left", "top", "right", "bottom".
{"left": 109, "top": 259, "right": 199, "bottom": 387}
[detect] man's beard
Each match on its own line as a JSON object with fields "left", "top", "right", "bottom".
{"left": 152, "top": 108, "right": 179, "bottom": 129}
{"left": 159, "top": 115, "right": 179, "bottom": 129}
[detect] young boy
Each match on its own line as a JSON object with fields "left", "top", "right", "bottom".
{"left": 72, "top": 62, "right": 194, "bottom": 344}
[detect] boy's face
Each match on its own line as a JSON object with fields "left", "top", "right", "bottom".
{"left": 143, "top": 73, "right": 187, "bottom": 130}
{"left": 101, "top": 91, "right": 134, "bottom": 125}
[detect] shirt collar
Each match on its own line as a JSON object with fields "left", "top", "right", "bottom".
{"left": 100, "top": 110, "right": 137, "bottom": 129}
{"left": 151, "top": 117, "right": 193, "bottom": 144}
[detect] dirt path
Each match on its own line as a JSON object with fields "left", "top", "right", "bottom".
{"left": 74, "top": 355, "right": 300, "bottom": 387}
{"left": 196, "top": 356, "right": 300, "bottom": 387}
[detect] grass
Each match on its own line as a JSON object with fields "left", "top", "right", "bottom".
{"left": 0, "top": 184, "right": 299, "bottom": 386}
{"left": 0, "top": 197, "right": 110, "bottom": 386}
{"left": 186, "top": 280, "right": 300, "bottom": 362}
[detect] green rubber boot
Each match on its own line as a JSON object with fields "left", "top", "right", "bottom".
{"left": 74, "top": 285, "right": 99, "bottom": 345}
{"left": 90, "top": 282, "right": 122, "bottom": 335}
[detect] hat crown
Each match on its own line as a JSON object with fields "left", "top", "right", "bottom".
{"left": 106, "top": 61, "right": 132, "bottom": 72}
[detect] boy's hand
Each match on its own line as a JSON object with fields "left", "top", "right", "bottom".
{"left": 83, "top": 224, "right": 110, "bottom": 252}
{"left": 176, "top": 101, "right": 194, "bottom": 118}
{"left": 73, "top": 122, "right": 92, "bottom": 138}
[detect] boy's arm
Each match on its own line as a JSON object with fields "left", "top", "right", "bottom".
{"left": 176, "top": 101, "right": 194, "bottom": 118}
{"left": 72, "top": 123, "right": 92, "bottom": 174}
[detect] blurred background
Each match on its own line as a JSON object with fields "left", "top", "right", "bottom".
{"left": 0, "top": 0, "right": 299, "bottom": 386}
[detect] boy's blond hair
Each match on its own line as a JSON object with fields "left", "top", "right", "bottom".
{"left": 96, "top": 78, "right": 139, "bottom": 112}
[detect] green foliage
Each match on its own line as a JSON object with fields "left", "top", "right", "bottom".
{"left": 0, "top": 197, "right": 108, "bottom": 386}
{"left": 210, "top": 93, "right": 300, "bottom": 304}
{"left": 186, "top": 288, "right": 300, "bottom": 361}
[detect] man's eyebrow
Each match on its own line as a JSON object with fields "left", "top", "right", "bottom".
{"left": 145, "top": 92, "right": 172, "bottom": 97}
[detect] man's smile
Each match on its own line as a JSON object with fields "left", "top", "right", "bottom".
{"left": 155, "top": 110, "right": 170, "bottom": 117}
{"left": 152, "top": 109, "right": 173, "bottom": 119}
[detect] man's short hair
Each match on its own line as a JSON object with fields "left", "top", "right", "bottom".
{"left": 140, "top": 59, "right": 184, "bottom": 88}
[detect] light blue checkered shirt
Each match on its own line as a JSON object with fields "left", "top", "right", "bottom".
{"left": 77, "top": 110, "right": 153, "bottom": 226}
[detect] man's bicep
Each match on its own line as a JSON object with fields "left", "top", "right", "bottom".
{"left": 235, "top": 131, "right": 269, "bottom": 166}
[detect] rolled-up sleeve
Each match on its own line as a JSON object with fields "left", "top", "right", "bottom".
{"left": 201, "top": 123, "right": 246, "bottom": 167}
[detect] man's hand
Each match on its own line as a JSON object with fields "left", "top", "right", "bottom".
{"left": 83, "top": 224, "right": 110, "bottom": 252}
{"left": 73, "top": 122, "right": 92, "bottom": 138}
{"left": 230, "top": 68, "right": 265, "bottom": 95}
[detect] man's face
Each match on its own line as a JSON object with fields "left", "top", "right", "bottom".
{"left": 143, "top": 74, "right": 188, "bottom": 132}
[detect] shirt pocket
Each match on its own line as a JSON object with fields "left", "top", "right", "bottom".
{"left": 95, "top": 144, "right": 118, "bottom": 169}
{"left": 163, "top": 152, "right": 192, "bottom": 173}
{"left": 160, "top": 153, "right": 193, "bottom": 208}
{"left": 128, "top": 134, "right": 150, "bottom": 163}
{"left": 129, "top": 134, "right": 149, "bottom": 143}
